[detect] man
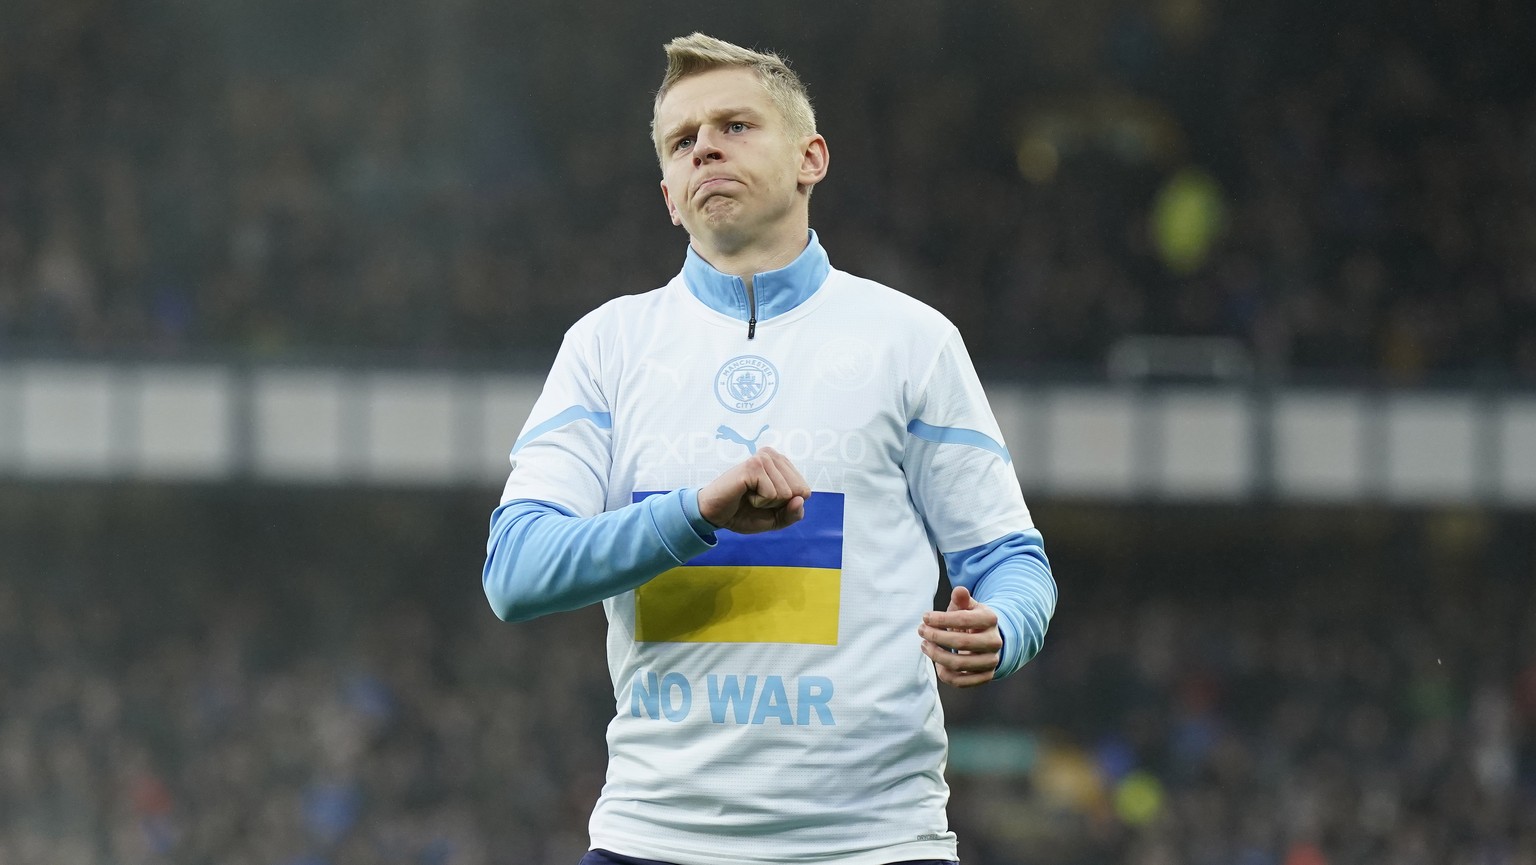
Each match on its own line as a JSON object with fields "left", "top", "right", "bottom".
{"left": 483, "top": 33, "right": 1056, "bottom": 865}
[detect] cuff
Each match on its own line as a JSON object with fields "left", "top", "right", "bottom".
{"left": 991, "top": 604, "right": 1026, "bottom": 679}
{"left": 649, "top": 488, "right": 716, "bottom": 563}
{"left": 680, "top": 488, "right": 720, "bottom": 541}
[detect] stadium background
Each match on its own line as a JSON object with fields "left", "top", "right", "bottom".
{"left": 2, "top": 0, "right": 1536, "bottom": 863}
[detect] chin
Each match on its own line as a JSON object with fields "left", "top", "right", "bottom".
{"left": 700, "top": 198, "right": 743, "bottom": 222}
{"left": 699, "top": 209, "right": 749, "bottom": 236}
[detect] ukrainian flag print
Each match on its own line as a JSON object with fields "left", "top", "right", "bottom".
{"left": 631, "top": 491, "right": 845, "bottom": 645}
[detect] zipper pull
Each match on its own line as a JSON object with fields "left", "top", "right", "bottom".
{"left": 747, "top": 316, "right": 756, "bottom": 339}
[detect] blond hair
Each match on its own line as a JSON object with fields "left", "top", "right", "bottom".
{"left": 651, "top": 33, "right": 817, "bottom": 158}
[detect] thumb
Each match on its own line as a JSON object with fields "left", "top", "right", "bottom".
{"left": 948, "top": 585, "right": 976, "bottom": 612}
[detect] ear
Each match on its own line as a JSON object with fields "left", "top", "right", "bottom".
{"left": 660, "top": 179, "right": 682, "bottom": 226}
{"left": 797, "top": 134, "right": 830, "bottom": 192}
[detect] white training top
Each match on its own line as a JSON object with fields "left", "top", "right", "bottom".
{"left": 501, "top": 237, "right": 1033, "bottom": 865}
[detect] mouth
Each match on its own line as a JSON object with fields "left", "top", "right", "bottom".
{"left": 695, "top": 177, "right": 736, "bottom": 196}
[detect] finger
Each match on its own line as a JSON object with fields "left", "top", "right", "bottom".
{"left": 753, "top": 447, "right": 810, "bottom": 501}
{"left": 738, "top": 449, "right": 782, "bottom": 506}
{"left": 917, "top": 624, "right": 1002, "bottom": 654}
{"left": 948, "top": 586, "right": 975, "bottom": 612}
{"left": 921, "top": 640, "right": 1000, "bottom": 680}
{"left": 742, "top": 455, "right": 784, "bottom": 508}
{"left": 756, "top": 449, "right": 794, "bottom": 502}
{"left": 769, "top": 449, "right": 812, "bottom": 500}
{"left": 926, "top": 657, "right": 1000, "bottom": 687}
{"left": 937, "top": 666, "right": 997, "bottom": 688}
{"left": 923, "top": 608, "right": 998, "bottom": 632}
{"left": 920, "top": 635, "right": 1001, "bottom": 671}
{"left": 774, "top": 495, "right": 806, "bottom": 528}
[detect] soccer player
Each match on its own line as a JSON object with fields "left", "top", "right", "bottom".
{"left": 483, "top": 33, "right": 1057, "bottom": 865}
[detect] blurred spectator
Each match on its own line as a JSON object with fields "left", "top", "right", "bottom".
{"left": 0, "top": 0, "right": 1532, "bottom": 379}
{"left": 0, "top": 487, "right": 1532, "bottom": 864}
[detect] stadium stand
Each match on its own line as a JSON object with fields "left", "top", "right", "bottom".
{"left": 0, "top": 0, "right": 1533, "bottom": 379}
{"left": 2, "top": 0, "right": 1534, "bottom": 863}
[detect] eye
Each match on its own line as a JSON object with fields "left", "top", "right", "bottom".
{"left": 728, "top": 122, "right": 748, "bottom": 133}
{"left": 673, "top": 136, "right": 694, "bottom": 152}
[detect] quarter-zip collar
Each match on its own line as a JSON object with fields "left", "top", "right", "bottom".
{"left": 681, "top": 230, "right": 831, "bottom": 325}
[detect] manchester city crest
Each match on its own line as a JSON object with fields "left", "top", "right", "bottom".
{"left": 714, "top": 355, "right": 780, "bottom": 414}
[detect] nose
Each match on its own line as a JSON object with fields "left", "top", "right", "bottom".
{"left": 691, "top": 129, "right": 724, "bottom": 166}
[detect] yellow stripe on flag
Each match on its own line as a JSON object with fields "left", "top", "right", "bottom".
{"left": 634, "top": 566, "right": 841, "bottom": 644}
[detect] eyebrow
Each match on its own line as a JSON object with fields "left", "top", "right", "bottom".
{"left": 661, "top": 106, "right": 766, "bottom": 146}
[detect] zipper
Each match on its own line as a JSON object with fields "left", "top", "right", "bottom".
{"left": 746, "top": 282, "right": 757, "bottom": 339}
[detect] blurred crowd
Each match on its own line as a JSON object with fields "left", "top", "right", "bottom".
{"left": 1, "top": 0, "right": 1534, "bottom": 379}
{"left": 943, "top": 507, "right": 1536, "bottom": 864}
{"left": 1, "top": 487, "right": 1533, "bottom": 865}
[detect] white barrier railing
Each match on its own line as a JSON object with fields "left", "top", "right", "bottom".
{"left": 1, "top": 360, "right": 1534, "bottom": 506}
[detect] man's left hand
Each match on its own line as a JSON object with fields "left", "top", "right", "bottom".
{"left": 918, "top": 586, "right": 1002, "bottom": 688}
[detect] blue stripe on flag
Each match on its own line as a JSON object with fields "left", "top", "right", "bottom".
{"left": 633, "top": 491, "right": 844, "bottom": 570}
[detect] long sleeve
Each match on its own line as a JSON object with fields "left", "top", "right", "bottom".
{"left": 943, "top": 529, "right": 1056, "bottom": 678}
{"left": 483, "top": 488, "right": 716, "bottom": 622}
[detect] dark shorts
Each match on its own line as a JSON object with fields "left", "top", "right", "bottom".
{"left": 580, "top": 850, "right": 957, "bottom": 865}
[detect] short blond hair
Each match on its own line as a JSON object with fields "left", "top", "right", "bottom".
{"left": 651, "top": 33, "right": 817, "bottom": 159}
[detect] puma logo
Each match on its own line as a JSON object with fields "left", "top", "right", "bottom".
{"left": 715, "top": 424, "right": 769, "bottom": 455}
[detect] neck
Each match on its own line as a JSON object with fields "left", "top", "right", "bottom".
{"left": 679, "top": 228, "right": 829, "bottom": 325}
{"left": 690, "top": 221, "right": 810, "bottom": 289}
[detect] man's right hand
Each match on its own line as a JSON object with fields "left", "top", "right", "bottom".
{"left": 697, "top": 446, "right": 811, "bottom": 534}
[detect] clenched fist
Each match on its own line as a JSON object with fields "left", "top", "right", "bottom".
{"left": 697, "top": 447, "right": 812, "bottom": 534}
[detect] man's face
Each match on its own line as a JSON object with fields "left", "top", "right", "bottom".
{"left": 655, "top": 67, "right": 821, "bottom": 250}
